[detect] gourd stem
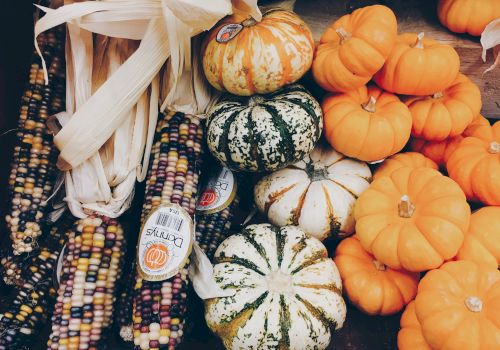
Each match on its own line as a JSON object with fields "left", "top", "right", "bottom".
{"left": 433, "top": 91, "right": 444, "bottom": 99}
{"left": 372, "top": 260, "right": 386, "bottom": 271}
{"left": 414, "top": 32, "right": 425, "bottom": 49}
{"left": 336, "top": 27, "right": 351, "bottom": 43}
{"left": 362, "top": 96, "right": 377, "bottom": 113}
{"left": 488, "top": 141, "right": 500, "bottom": 154}
{"left": 242, "top": 17, "right": 258, "bottom": 27}
{"left": 464, "top": 296, "right": 483, "bottom": 313}
{"left": 398, "top": 195, "right": 415, "bottom": 218}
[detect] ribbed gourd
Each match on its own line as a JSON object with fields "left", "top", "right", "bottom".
{"left": 205, "top": 223, "right": 346, "bottom": 350}
{"left": 206, "top": 84, "right": 323, "bottom": 172}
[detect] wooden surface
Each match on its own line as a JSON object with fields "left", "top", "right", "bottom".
{"left": 0, "top": 1, "right": 498, "bottom": 350}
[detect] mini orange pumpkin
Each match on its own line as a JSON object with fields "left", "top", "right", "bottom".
{"left": 405, "top": 74, "right": 482, "bottom": 141}
{"left": 334, "top": 236, "right": 420, "bottom": 315}
{"left": 438, "top": 0, "right": 500, "bottom": 36}
{"left": 456, "top": 207, "right": 500, "bottom": 269}
{"left": 202, "top": 10, "right": 314, "bottom": 96}
{"left": 397, "top": 302, "right": 431, "bottom": 350}
{"left": 415, "top": 260, "right": 500, "bottom": 349}
{"left": 312, "top": 5, "right": 397, "bottom": 92}
{"left": 355, "top": 167, "right": 470, "bottom": 272}
{"left": 410, "top": 114, "right": 491, "bottom": 167}
{"left": 447, "top": 121, "right": 500, "bottom": 205}
{"left": 373, "top": 152, "right": 438, "bottom": 180}
{"left": 374, "top": 32, "right": 460, "bottom": 96}
{"left": 322, "top": 85, "right": 412, "bottom": 162}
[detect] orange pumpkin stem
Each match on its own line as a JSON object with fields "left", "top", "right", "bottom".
{"left": 464, "top": 296, "right": 483, "bottom": 313}
{"left": 398, "top": 195, "right": 415, "bottom": 218}
{"left": 413, "top": 32, "right": 425, "bottom": 49}
{"left": 336, "top": 27, "right": 351, "bottom": 43}
{"left": 372, "top": 260, "right": 386, "bottom": 271}
{"left": 362, "top": 96, "right": 377, "bottom": 113}
{"left": 433, "top": 91, "right": 444, "bottom": 99}
{"left": 488, "top": 141, "right": 500, "bottom": 154}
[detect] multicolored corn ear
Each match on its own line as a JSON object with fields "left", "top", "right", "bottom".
{"left": 47, "top": 215, "right": 126, "bottom": 350}
{"left": 4, "top": 23, "right": 65, "bottom": 255}
{"left": 114, "top": 261, "right": 136, "bottom": 342}
{"left": 0, "top": 214, "right": 73, "bottom": 350}
{"left": 133, "top": 111, "right": 204, "bottom": 350}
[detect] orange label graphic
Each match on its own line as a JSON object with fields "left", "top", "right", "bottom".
{"left": 199, "top": 188, "right": 217, "bottom": 207}
{"left": 144, "top": 243, "right": 169, "bottom": 270}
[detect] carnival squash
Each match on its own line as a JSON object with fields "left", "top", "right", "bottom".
{"left": 414, "top": 261, "right": 500, "bottom": 349}
{"left": 397, "top": 302, "right": 431, "bottom": 350}
{"left": 437, "top": 0, "right": 500, "bottom": 36}
{"left": 405, "top": 74, "right": 482, "bottom": 141}
{"left": 334, "top": 236, "right": 419, "bottom": 315}
{"left": 322, "top": 85, "right": 412, "bottom": 162}
{"left": 457, "top": 206, "right": 500, "bottom": 269}
{"left": 410, "top": 114, "right": 491, "bottom": 167}
{"left": 355, "top": 167, "right": 470, "bottom": 272}
{"left": 374, "top": 32, "right": 460, "bottom": 96}
{"left": 447, "top": 121, "right": 500, "bottom": 205}
{"left": 373, "top": 152, "right": 438, "bottom": 180}
{"left": 202, "top": 10, "right": 314, "bottom": 96}
{"left": 254, "top": 144, "right": 371, "bottom": 240}
{"left": 205, "top": 224, "right": 346, "bottom": 350}
{"left": 312, "top": 5, "right": 397, "bottom": 92}
{"left": 206, "top": 84, "right": 322, "bottom": 172}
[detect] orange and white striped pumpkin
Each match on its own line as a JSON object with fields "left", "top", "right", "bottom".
{"left": 202, "top": 10, "right": 314, "bottom": 96}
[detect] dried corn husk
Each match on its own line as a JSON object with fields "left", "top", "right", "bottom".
{"left": 481, "top": 19, "right": 500, "bottom": 74}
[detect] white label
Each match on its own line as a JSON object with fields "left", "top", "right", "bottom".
{"left": 196, "top": 167, "right": 236, "bottom": 214}
{"left": 216, "top": 23, "right": 243, "bottom": 43}
{"left": 137, "top": 204, "right": 194, "bottom": 282}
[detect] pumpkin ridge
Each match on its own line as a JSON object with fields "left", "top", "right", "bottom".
{"left": 261, "top": 103, "right": 295, "bottom": 164}
{"left": 278, "top": 294, "right": 292, "bottom": 349}
{"left": 238, "top": 29, "right": 256, "bottom": 95}
{"left": 245, "top": 107, "right": 265, "bottom": 170}
{"left": 290, "top": 183, "right": 311, "bottom": 226}
{"left": 287, "top": 235, "right": 308, "bottom": 270}
{"left": 240, "top": 229, "right": 273, "bottom": 270}
{"left": 263, "top": 183, "right": 298, "bottom": 215}
{"left": 329, "top": 179, "right": 360, "bottom": 200}
{"left": 275, "top": 227, "right": 286, "bottom": 268}
{"left": 215, "top": 254, "right": 266, "bottom": 276}
{"left": 291, "top": 254, "right": 329, "bottom": 275}
{"left": 284, "top": 97, "right": 323, "bottom": 139}
{"left": 219, "top": 108, "right": 245, "bottom": 169}
{"left": 294, "top": 294, "right": 337, "bottom": 331}
{"left": 294, "top": 283, "right": 342, "bottom": 297}
{"left": 321, "top": 182, "right": 341, "bottom": 238}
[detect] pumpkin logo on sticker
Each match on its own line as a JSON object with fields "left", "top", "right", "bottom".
{"left": 196, "top": 167, "right": 237, "bottom": 214}
{"left": 216, "top": 24, "right": 243, "bottom": 43}
{"left": 137, "top": 204, "right": 194, "bottom": 281}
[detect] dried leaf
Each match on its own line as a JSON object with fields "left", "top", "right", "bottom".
{"left": 481, "top": 18, "right": 500, "bottom": 74}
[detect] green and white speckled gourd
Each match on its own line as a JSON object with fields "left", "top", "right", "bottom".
{"left": 205, "top": 224, "right": 346, "bottom": 350}
{"left": 206, "top": 84, "right": 323, "bottom": 172}
{"left": 254, "top": 144, "right": 372, "bottom": 240}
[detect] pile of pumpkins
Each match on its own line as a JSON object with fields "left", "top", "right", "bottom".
{"left": 199, "top": 2, "right": 500, "bottom": 350}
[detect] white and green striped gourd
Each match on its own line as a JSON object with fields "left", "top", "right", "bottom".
{"left": 254, "top": 144, "right": 372, "bottom": 240}
{"left": 206, "top": 84, "right": 323, "bottom": 172}
{"left": 205, "top": 223, "right": 346, "bottom": 350}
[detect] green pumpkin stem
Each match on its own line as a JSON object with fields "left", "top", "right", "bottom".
{"left": 336, "top": 27, "right": 351, "bottom": 43}
{"left": 398, "top": 195, "right": 415, "bottom": 218}
{"left": 414, "top": 32, "right": 425, "bottom": 49}
{"left": 362, "top": 96, "right": 377, "bottom": 113}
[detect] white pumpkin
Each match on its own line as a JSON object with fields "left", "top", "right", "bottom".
{"left": 205, "top": 224, "right": 346, "bottom": 350}
{"left": 254, "top": 144, "right": 372, "bottom": 240}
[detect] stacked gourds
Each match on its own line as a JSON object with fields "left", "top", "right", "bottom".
{"left": 200, "top": 3, "right": 500, "bottom": 350}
